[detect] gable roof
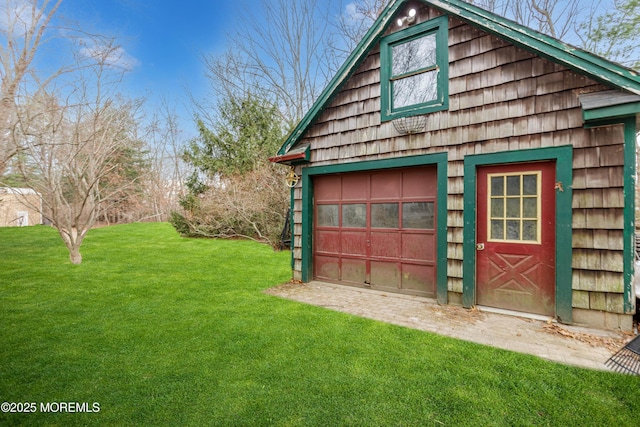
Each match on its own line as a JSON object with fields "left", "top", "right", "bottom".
{"left": 276, "top": 0, "right": 640, "bottom": 157}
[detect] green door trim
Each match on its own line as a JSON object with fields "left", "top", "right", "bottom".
{"left": 301, "top": 153, "right": 449, "bottom": 304}
{"left": 462, "top": 146, "right": 573, "bottom": 323}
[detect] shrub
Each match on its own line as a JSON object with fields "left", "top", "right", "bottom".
{"left": 170, "top": 163, "right": 289, "bottom": 248}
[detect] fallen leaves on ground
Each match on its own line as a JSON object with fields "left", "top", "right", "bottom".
{"left": 542, "top": 322, "right": 632, "bottom": 354}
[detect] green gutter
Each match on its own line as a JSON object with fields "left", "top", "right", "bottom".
{"left": 290, "top": 187, "right": 295, "bottom": 269}
{"left": 300, "top": 172, "right": 313, "bottom": 283}
{"left": 622, "top": 117, "right": 636, "bottom": 314}
{"left": 582, "top": 103, "right": 640, "bottom": 122}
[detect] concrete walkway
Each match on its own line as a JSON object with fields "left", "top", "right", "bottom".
{"left": 266, "top": 281, "right": 635, "bottom": 371}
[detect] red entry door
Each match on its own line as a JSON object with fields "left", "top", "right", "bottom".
{"left": 476, "top": 162, "right": 556, "bottom": 316}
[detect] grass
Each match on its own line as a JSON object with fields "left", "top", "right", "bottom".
{"left": 0, "top": 223, "right": 638, "bottom": 426}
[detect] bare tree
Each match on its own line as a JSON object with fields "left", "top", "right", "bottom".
{"left": 514, "top": 0, "right": 583, "bottom": 40}
{"left": 199, "top": 0, "right": 337, "bottom": 128}
{"left": 330, "top": 0, "right": 387, "bottom": 59}
{"left": 469, "top": 0, "right": 595, "bottom": 42}
{"left": 141, "top": 99, "right": 189, "bottom": 222}
{"left": 8, "top": 43, "right": 144, "bottom": 264}
{"left": 0, "top": 0, "right": 63, "bottom": 177}
{"left": 468, "top": 0, "right": 639, "bottom": 68}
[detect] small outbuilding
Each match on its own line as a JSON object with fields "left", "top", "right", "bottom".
{"left": 0, "top": 188, "right": 42, "bottom": 227}
{"left": 271, "top": 0, "right": 640, "bottom": 331}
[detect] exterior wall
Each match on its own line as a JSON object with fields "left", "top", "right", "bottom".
{"left": 0, "top": 190, "right": 42, "bottom": 227}
{"left": 290, "top": 5, "right": 633, "bottom": 330}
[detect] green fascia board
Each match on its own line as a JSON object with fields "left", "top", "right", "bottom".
{"left": 277, "top": 0, "right": 409, "bottom": 156}
{"left": 462, "top": 146, "right": 573, "bottom": 323}
{"left": 428, "top": 0, "right": 640, "bottom": 95}
{"left": 582, "top": 103, "right": 640, "bottom": 122}
{"left": 300, "top": 153, "right": 449, "bottom": 303}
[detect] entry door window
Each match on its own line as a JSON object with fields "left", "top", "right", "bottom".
{"left": 488, "top": 172, "right": 540, "bottom": 243}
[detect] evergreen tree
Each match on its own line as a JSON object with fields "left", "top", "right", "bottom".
{"left": 185, "top": 94, "right": 286, "bottom": 179}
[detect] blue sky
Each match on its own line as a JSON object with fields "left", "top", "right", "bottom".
{"left": 57, "top": 0, "right": 242, "bottom": 137}
{"left": 23, "top": 0, "right": 620, "bottom": 140}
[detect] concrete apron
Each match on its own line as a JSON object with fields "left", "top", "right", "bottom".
{"left": 266, "top": 281, "right": 633, "bottom": 371}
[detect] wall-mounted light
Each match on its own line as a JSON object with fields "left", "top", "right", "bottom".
{"left": 397, "top": 8, "right": 417, "bottom": 27}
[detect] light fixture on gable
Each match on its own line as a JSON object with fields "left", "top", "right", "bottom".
{"left": 397, "top": 8, "right": 417, "bottom": 27}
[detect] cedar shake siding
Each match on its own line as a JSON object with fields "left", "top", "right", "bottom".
{"left": 276, "top": 0, "right": 639, "bottom": 331}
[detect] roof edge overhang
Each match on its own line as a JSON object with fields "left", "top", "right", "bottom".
{"left": 579, "top": 90, "right": 640, "bottom": 123}
{"left": 269, "top": 145, "right": 310, "bottom": 165}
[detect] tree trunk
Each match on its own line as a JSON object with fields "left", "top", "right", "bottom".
{"left": 68, "top": 246, "right": 83, "bottom": 265}
{"left": 59, "top": 228, "right": 84, "bottom": 264}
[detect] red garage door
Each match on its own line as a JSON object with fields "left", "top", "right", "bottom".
{"left": 313, "top": 166, "right": 437, "bottom": 297}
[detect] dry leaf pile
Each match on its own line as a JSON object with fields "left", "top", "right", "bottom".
{"left": 542, "top": 322, "right": 632, "bottom": 354}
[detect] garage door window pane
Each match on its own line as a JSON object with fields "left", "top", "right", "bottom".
{"left": 343, "top": 204, "right": 366, "bottom": 228}
{"left": 372, "top": 203, "right": 399, "bottom": 228}
{"left": 317, "top": 205, "right": 338, "bottom": 227}
{"left": 403, "top": 202, "right": 434, "bottom": 229}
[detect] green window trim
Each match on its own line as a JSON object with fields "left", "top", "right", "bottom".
{"left": 380, "top": 15, "right": 449, "bottom": 122}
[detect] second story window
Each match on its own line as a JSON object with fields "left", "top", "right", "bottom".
{"left": 381, "top": 16, "right": 449, "bottom": 121}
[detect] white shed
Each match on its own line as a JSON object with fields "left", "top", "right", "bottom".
{"left": 0, "top": 188, "right": 42, "bottom": 227}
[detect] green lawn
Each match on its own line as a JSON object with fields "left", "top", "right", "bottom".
{"left": 0, "top": 223, "right": 638, "bottom": 426}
